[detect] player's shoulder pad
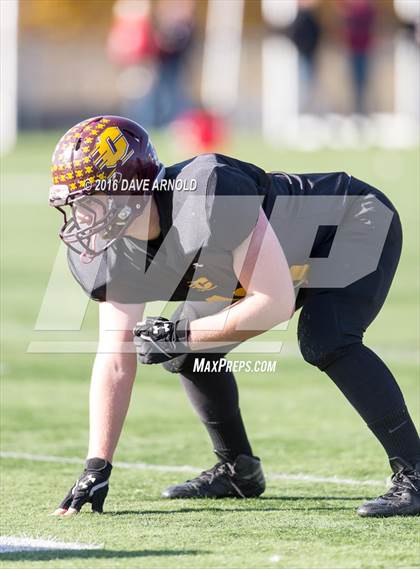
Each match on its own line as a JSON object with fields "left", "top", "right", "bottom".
{"left": 206, "top": 163, "right": 263, "bottom": 251}
{"left": 169, "top": 154, "right": 219, "bottom": 255}
{"left": 169, "top": 154, "right": 263, "bottom": 253}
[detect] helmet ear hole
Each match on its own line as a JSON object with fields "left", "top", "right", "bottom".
{"left": 75, "top": 138, "right": 82, "bottom": 151}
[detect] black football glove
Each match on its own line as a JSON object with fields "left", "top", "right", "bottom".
{"left": 57, "top": 457, "right": 112, "bottom": 514}
{"left": 133, "top": 316, "right": 190, "bottom": 364}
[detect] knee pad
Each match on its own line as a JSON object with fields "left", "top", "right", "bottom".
{"left": 299, "top": 337, "right": 359, "bottom": 370}
{"left": 163, "top": 352, "right": 225, "bottom": 374}
{"left": 162, "top": 354, "right": 194, "bottom": 374}
{"left": 298, "top": 297, "right": 363, "bottom": 370}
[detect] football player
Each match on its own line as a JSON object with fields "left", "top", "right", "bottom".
{"left": 49, "top": 116, "right": 419, "bottom": 518}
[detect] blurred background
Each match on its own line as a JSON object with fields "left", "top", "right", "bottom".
{"left": 0, "top": 0, "right": 419, "bottom": 366}
{"left": 1, "top": 0, "right": 420, "bottom": 154}
{"left": 1, "top": 2, "right": 419, "bottom": 547}
{"left": 0, "top": 1, "right": 418, "bottom": 364}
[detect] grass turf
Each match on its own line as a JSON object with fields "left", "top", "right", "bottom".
{"left": 0, "top": 132, "right": 419, "bottom": 568}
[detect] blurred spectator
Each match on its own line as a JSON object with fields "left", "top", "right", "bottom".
{"left": 290, "top": 0, "right": 322, "bottom": 112}
{"left": 339, "top": 0, "right": 376, "bottom": 115}
{"left": 153, "top": 0, "right": 196, "bottom": 126}
{"left": 107, "top": 0, "right": 157, "bottom": 126}
{"left": 107, "top": 0, "right": 155, "bottom": 67}
{"left": 172, "top": 108, "right": 228, "bottom": 153}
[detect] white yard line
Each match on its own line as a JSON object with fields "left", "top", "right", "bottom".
{"left": 0, "top": 536, "right": 101, "bottom": 553}
{"left": 0, "top": 451, "right": 196, "bottom": 473}
{"left": 0, "top": 451, "right": 385, "bottom": 487}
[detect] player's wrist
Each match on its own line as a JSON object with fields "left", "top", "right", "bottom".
{"left": 174, "top": 318, "right": 190, "bottom": 347}
{"left": 85, "top": 457, "right": 113, "bottom": 476}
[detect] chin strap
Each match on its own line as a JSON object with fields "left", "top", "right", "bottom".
{"left": 102, "top": 193, "right": 150, "bottom": 241}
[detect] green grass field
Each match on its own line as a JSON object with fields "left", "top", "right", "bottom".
{"left": 1, "top": 133, "right": 419, "bottom": 569}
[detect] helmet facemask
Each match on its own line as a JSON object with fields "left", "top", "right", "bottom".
{"left": 52, "top": 190, "right": 150, "bottom": 262}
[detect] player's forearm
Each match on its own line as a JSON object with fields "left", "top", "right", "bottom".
{"left": 87, "top": 349, "right": 137, "bottom": 462}
{"left": 189, "top": 293, "right": 292, "bottom": 349}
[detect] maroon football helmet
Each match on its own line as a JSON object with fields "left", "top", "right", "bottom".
{"left": 49, "top": 116, "right": 164, "bottom": 260}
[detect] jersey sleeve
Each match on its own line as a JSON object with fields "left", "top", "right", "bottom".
{"left": 67, "top": 249, "right": 108, "bottom": 302}
{"left": 66, "top": 240, "right": 166, "bottom": 304}
{"left": 206, "top": 165, "right": 262, "bottom": 251}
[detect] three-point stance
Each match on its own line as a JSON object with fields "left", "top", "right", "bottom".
{"left": 49, "top": 116, "right": 419, "bottom": 518}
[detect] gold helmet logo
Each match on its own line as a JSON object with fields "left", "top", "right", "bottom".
{"left": 92, "top": 126, "right": 134, "bottom": 171}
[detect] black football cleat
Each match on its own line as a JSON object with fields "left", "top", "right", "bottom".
{"left": 162, "top": 455, "right": 266, "bottom": 499}
{"left": 357, "top": 457, "right": 420, "bottom": 517}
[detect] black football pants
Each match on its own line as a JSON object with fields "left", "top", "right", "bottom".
{"left": 166, "top": 191, "right": 420, "bottom": 464}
